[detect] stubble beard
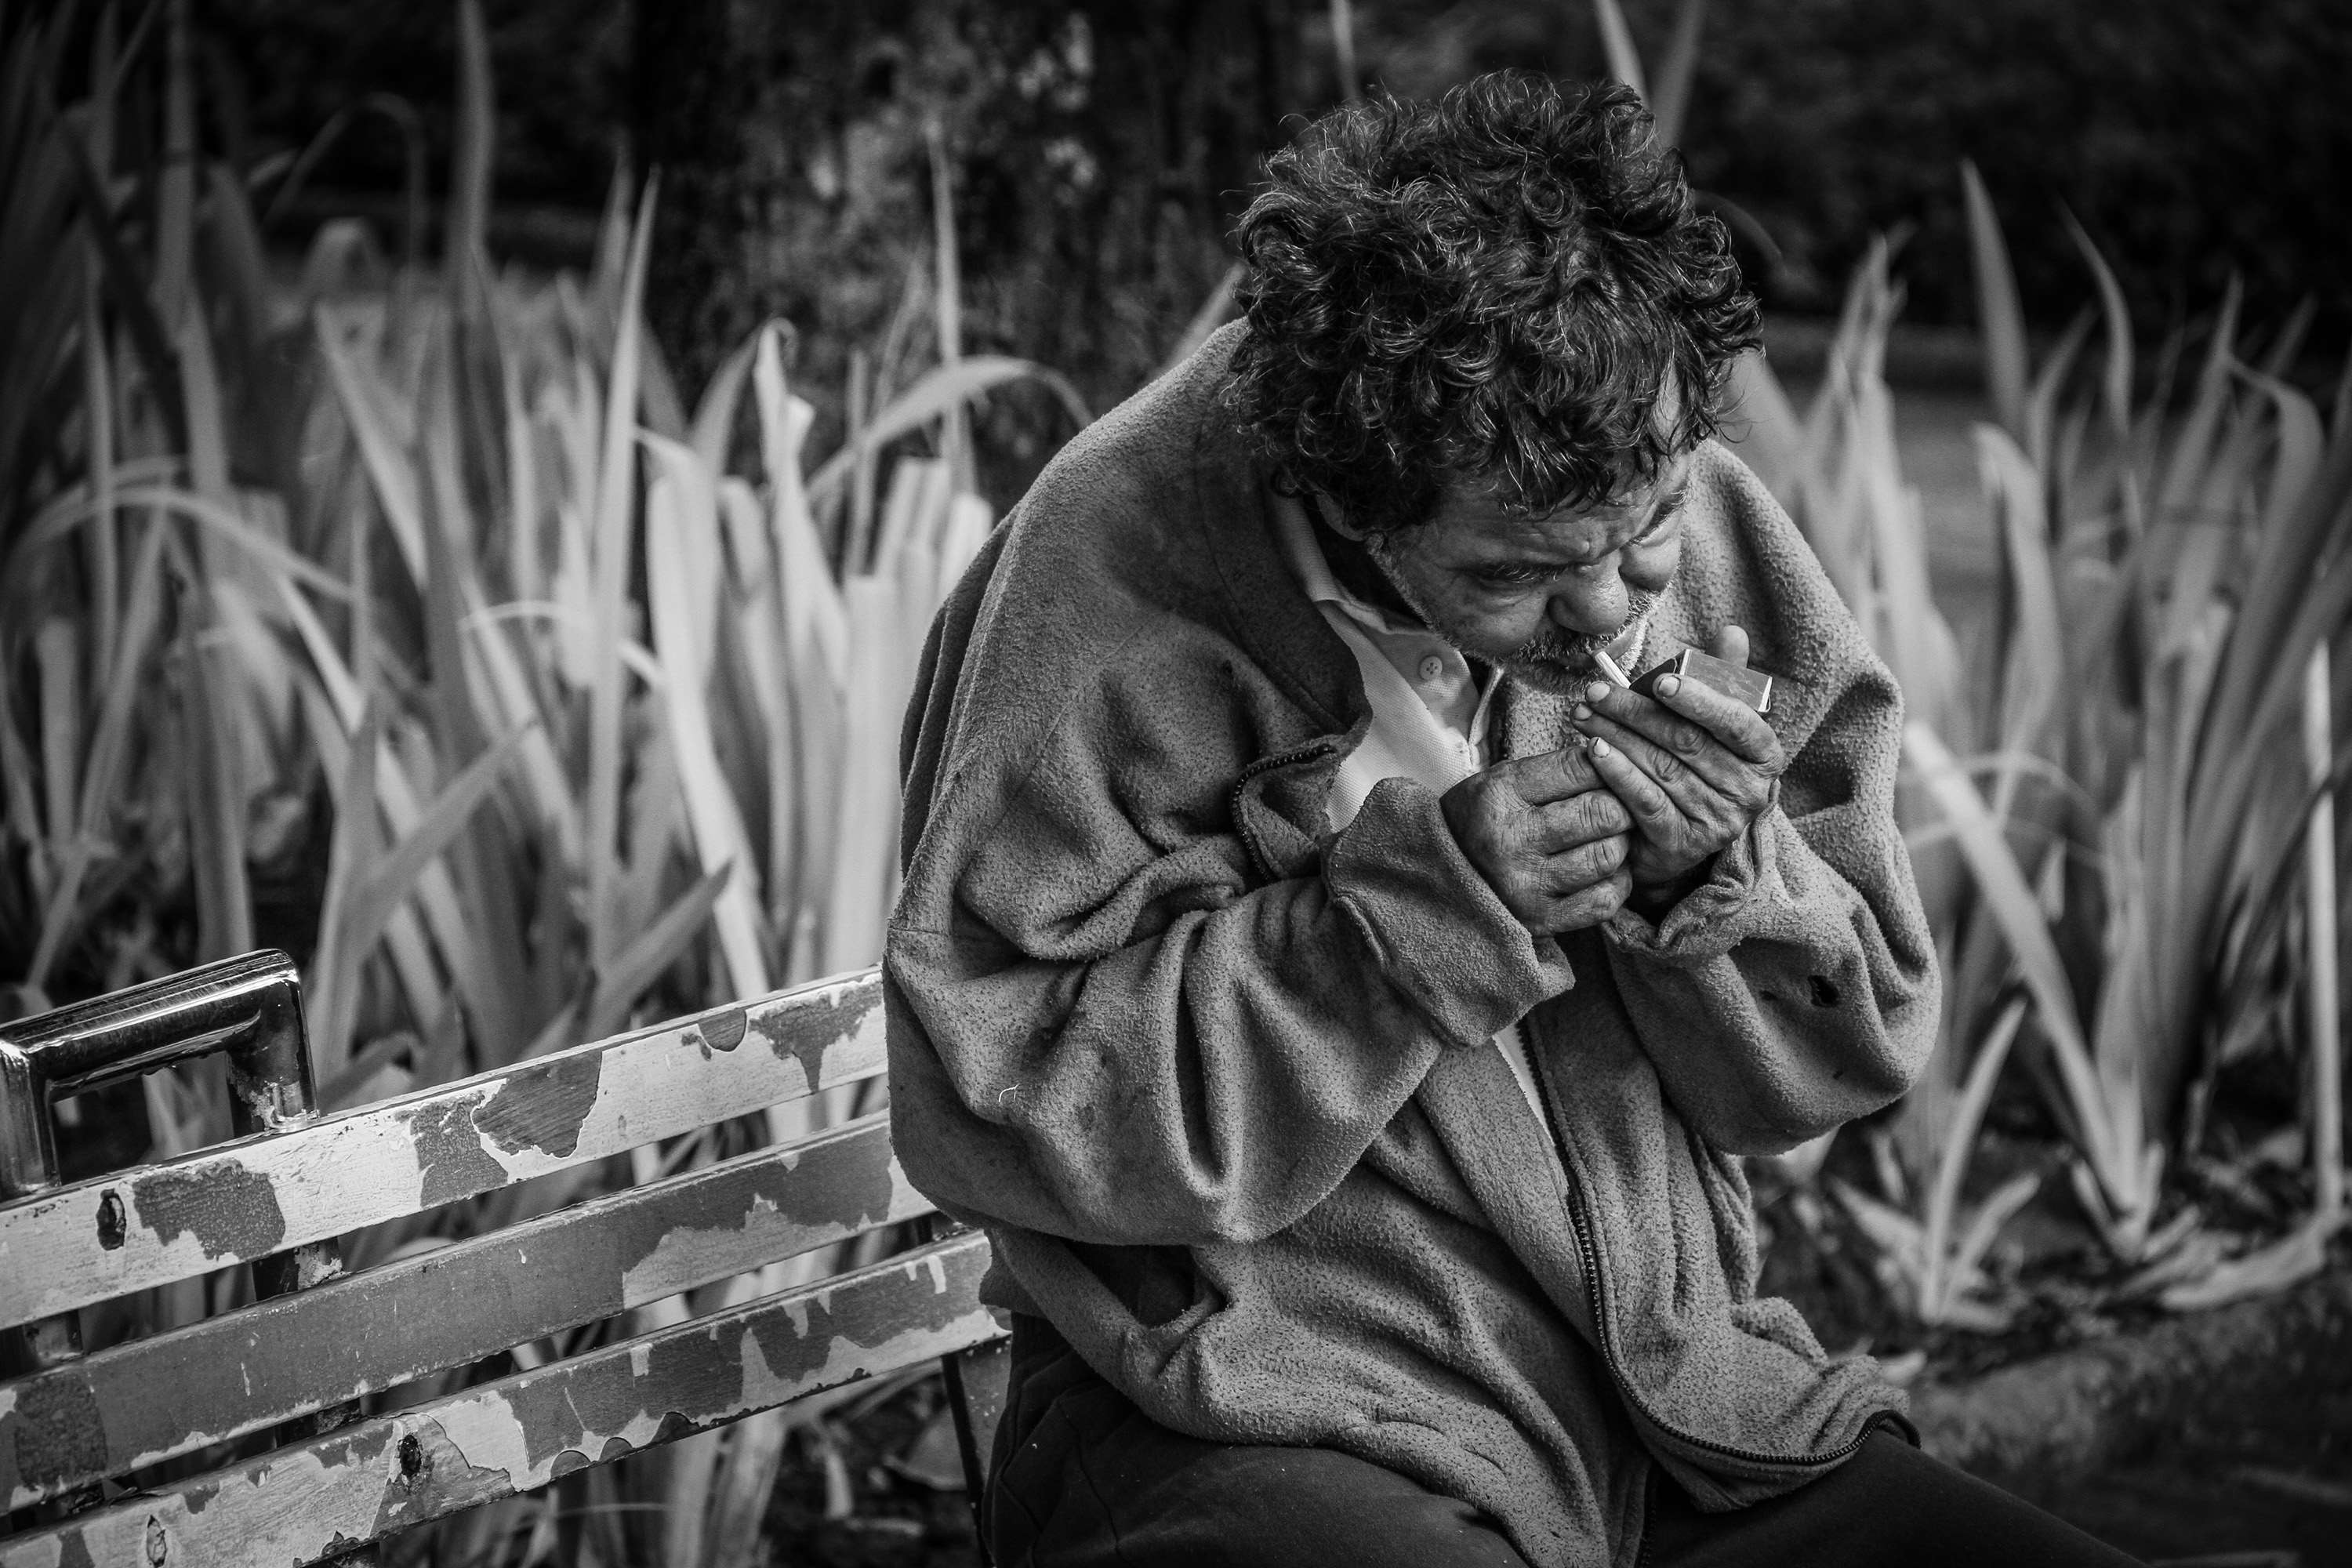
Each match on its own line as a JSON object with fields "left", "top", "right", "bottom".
{"left": 1363, "top": 534, "right": 1662, "bottom": 695}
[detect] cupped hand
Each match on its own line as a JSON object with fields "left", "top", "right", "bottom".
{"left": 1440, "top": 742, "right": 1635, "bottom": 935}
{"left": 1570, "top": 625, "right": 1787, "bottom": 900}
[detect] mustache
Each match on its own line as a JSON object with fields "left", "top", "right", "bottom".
{"left": 1509, "top": 588, "right": 1662, "bottom": 675}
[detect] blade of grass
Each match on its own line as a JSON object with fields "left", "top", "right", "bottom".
{"left": 1946, "top": 1171, "right": 2041, "bottom": 1313}
{"left": 642, "top": 432, "right": 772, "bottom": 999}
{"left": 2023, "top": 310, "right": 2092, "bottom": 480}
{"left": 308, "top": 696, "right": 385, "bottom": 1077}
{"left": 80, "top": 276, "right": 121, "bottom": 673}
{"left": 446, "top": 0, "right": 492, "bottom": 299}
{"left": 280, "top": 584, "right": 463, "bottom": 1029}
{"left": 1961, "top": 161, "right": 2029, "bottom": 444}
{"left": 1906, "top": 719, "right": 2133, "bottom": 1209}
{"left": 1975, "top": 424, "right": 2064, "bottom": 818}
{"left": 315, "top": 303, "right": 427, "bottom": 584}
{"left": 2062, "top": 210, "right": 2133, "bottom": 445}
{"left": 803, "top": 356, "right": 1087, "bottom": 516}
{"left": 33, "top": 617, "right": 79, "bottom": 862}
{"left": 418, "top": 345, "right": 543, "bottom": 1069}
{"left": 1920, "top": 996, "right": 2027, "bottom": 1316}
{"left": 924, "top": 115, "right": 971, "bottom": 496}
{"left": 26, "top": 506, "right": 169, "bottom": 989}
{"left": 328, "top": 720, "right": 535, "bottom": 1070}
{"left": 183, "top": 623, "right": 255, "bottom": 964}
{"left": 1589, "top": 0, "right": 1649, "bottom": 103}
{"left": 1330, "top": 0, "right": 1361, "bottom": 102}
{"left": 754, "top": 325, "right": 848, "bottom": 674}
{"left": 54, "top": 109, "right": 188, "bottom": 447}
{"left": 582, "top": 864, "right": 729, "bottom": 1043}
{"left": 691, "top": 330, "right": 760, "bottom": 482}
{"left": 714, "top": 474, "right": 800, "bottom": 938}
{"left": 9, "top": 481, "right": 354, "bottom": 600}
{"left": 819, "top": 575, "right": 908, "bottom": 975}
{"left": 2305, "top": 643, "right": 2342, "bottom": 1219}
{"left": 2157, "top": 278, "right": 2241, "bottom": 522}
{"left": 585, "top": 174, "right": 659, "bottom": 971}
{"left": 154, "top": 0, "right": 194, "bottom": 332}
{"left": 1650, "top": 0, "right": 1707, "bottom": 148}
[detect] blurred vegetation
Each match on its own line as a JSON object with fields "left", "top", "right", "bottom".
{"left": 1367, "top": 0, "right": 2352, "bottom": 343}
{"left": 124, "top": 0, "right": 2352, "bottom": 421}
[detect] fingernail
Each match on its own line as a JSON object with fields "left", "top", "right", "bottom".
{"left": 1584, "top": 681, "right": 1611, "bottom": 705}
{"left": 1656, "top": 674, "right": 1680, "bottom": 699}
{"left": 1573, "top": 702, "right": 1592, "bottom": 720}
{"left": 1592, "top": 739, "right": 1613, "bottom": 758}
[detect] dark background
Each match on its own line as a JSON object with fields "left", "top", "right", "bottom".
{"left": 78, "top": 0, "right": 2352, "bottom": 433}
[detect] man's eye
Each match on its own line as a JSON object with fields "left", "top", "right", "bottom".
{"left": 1632, "top": 490, "right": 1688, "bottom": 545}
{"left": 1473, "top": 566, "right": 1553, "bottom": 588}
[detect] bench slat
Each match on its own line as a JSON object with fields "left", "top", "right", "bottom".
{"left": 0, "top": 1232, "right": 999, "bottom": 1568}
{"left": 0, "top": 970, "right": 884, "bottom": 1330}
{"left": 0, "top": 1112, "right": 935, "bottom": 1511}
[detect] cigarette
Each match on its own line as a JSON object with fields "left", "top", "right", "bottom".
{"left": 1592, "top": 650, "right": 1633, "bottom": 688}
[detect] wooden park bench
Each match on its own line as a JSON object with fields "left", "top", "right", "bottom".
{"left": 0, "top": 949, "right": 1011, "bottom": 1566}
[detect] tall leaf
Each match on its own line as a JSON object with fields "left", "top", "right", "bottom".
{"left": 584, "top": 176, "right": 659, "bottom": 971}
{"left": 1960, "top": 162, "right": 2029, "bottom": 444}
{"left": 1589, "top": 0, "right": 1649, "bottom": 103}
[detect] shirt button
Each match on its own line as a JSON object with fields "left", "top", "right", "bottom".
{"left": 1417, "top": 655, "right": 1446, "bottom": 683}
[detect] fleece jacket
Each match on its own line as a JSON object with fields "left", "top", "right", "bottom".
{"left": 884, "top": 321, "right": 1942, "bottom": 1568}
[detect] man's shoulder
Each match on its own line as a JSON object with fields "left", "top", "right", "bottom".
{"left": 1009, "top": 321, "right": 1255, "bottom": 572}
{"left": 967, "top": 322, "right": 1343, "bottom": 710}
{"left": 913, "top": 325, "right": 1343, "bottom": 800}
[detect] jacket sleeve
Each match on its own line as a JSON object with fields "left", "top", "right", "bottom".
{"left": 1596, "top": 632, "right": 1942, "bottom": 1156}
{"left": 887, "top": 676, "right": 1575, "bottom": 1248}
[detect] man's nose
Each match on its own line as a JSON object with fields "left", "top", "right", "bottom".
{"left": 1547, "top": 572, "right": 1630, "bottom": 639}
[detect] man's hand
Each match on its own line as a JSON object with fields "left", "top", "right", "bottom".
{"left": 1570, "top": 625, "right": 1788, "bottom": 903}
{"left": 1441, "top": 746, "right": 1635, "bottom": 935}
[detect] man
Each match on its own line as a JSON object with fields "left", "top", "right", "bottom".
{"left": 886, "top": 74, "right": 2137, "bottom": 1567}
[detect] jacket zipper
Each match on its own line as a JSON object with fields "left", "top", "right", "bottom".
{"left": 1532, "top": 1059, "right": 1876, "bottom": 1478}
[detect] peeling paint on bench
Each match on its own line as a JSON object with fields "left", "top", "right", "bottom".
{"left": 0, "top": 1113, "right": 930, "bottom": 1512}
{"left": 0, "top": 971, "right": 886, "bottom": 1330}
{"left": 0, "top": 1233, "right": 999, "bottom": 1568}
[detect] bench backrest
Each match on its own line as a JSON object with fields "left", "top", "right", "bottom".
{"left": 0, "top": 951, "right": 1007, "bottom": 1566}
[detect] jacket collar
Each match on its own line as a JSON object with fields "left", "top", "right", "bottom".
{"left": 1176, "top": 324, "right": 1365, "bottom": 737}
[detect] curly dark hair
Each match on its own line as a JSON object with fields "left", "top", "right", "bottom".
{"left": 1229, "top": 73, "right": 1760, "bottom": 536}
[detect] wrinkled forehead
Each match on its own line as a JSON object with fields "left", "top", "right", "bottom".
{"left": 1443, "top": 440, "right": 1696, "bottom": 526}
{"left": 1408, "top": 433, "right": 1694, "bottom": 568}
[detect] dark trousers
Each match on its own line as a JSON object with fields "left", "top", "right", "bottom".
{"left": 985, "top": 1316, "right": 2143, "bottom": 1568}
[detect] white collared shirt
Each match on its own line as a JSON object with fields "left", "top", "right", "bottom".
{"left": 1268, "top": 486, "right": 1554, "bottom": 1131}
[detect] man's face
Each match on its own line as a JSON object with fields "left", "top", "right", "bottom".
{"left": 1362, "top": 450, "right": 1693, "bottom": 695}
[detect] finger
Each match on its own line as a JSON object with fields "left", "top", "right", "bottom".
{"left": 1710, "top": 623, "right": 1751, "bottom": 668}
{"left": 1576, "top": 679, "right": 1759, "bottom": 796}
{"left": 1544, "top": 867, "right": 1634, "bottom": 933}
{"left": 1578, "top": 710, "right": 1740, "bottom": 822}
{"left": 1543, "top": 830, "right": 1628, "bottom": 894}
{"left": 1582, "top": 673, "right": 1779, "bottom": 776}
{"left": 1490, "top": 741, "right": 1605, "bottom": 808}
{"left": 1526, "top": 786, "right": 1632, "bottom": 853}
{"left": 1583, "top": 733, "right": 1688, "bottom": 843}
{"left": 1645, "top": 666, "right": 1782, "bottom": 771}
